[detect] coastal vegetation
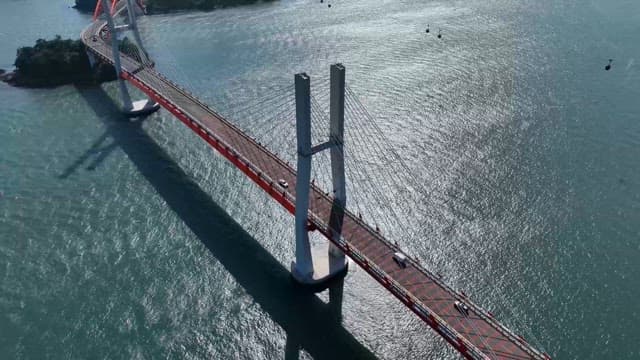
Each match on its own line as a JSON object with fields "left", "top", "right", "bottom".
{"left": 74, "top": 0, "right": 100, "bottom": 12}
{"left": 74, "top": 0, "right": 276, "bottom": 13}
{"left": 6, "top": 0, "right": 278, "bottom": 87}
{"left": 145, "top": 0, "right": 276, "bottom": 13}
{"left": 2, "top": 36, "right": 116, "bottom": 87}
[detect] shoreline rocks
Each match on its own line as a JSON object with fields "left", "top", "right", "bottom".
{"left": 0, "top": 69, "right": 16, "bottom": 83}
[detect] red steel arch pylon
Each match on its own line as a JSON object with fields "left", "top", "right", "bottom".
{"left": 93, "top": 0, "right": 145, "bottom": 21}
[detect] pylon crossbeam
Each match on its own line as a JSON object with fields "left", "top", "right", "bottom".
{"left": 291, "top": 64, "right": 348, "bottom": 285}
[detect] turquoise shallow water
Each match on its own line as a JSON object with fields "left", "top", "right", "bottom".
{"left": 1, "top": 0, "right": 640, "bottom": 359}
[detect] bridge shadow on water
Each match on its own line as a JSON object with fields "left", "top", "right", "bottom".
{"left": 69, "top": 85, "right": 377, "bottom": 360}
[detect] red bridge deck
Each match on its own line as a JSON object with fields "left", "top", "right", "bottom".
{"left": 81, "top": 10, "right": 549, "bottom": 360}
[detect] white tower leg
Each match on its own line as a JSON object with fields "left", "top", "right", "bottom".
{"left": 124, "top": 0, "right": 152, "bottom": 66}
{"left": 329, "top": 63, "right": 347, "bottom": 259}
{"left": 102, "top": 0, "right": 159, "bottom": 117}
{"left": 291, "top": 73, "right": 314, "bottom": 283}
{"left": 104, "top": 7, "right": 134, "bottom": 111}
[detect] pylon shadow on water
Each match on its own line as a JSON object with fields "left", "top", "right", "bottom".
{"left": 60, "top": 85, "right": 148, "bottom": 179}
{"left": 70, "top": 85, "right": 377, "bottom": 360}
{"left": 58, "top": 124, "right": 118, "bottom": 179}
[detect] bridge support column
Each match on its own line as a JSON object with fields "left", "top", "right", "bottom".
{"left": 291, "top": 66, "right": 349, "bottom": 286}
{"left": 102, "top": 0, "right": 159, "bottom": 117}
{"left": 291, "top": 73, "right": 314, "bottom": 283}
{"left": 124, "top": 0, "right": 153, "bottom": 66}
{"left": 329, "top": 63, "right": 347, "bottom": 261}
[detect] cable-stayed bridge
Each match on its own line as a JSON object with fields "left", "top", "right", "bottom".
{"left": 81, "top": 1, "right": 551, "bottom": 359}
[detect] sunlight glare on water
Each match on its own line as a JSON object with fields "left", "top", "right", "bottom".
{"left": 1, "top": 0, "right": 639, "bottom": 359}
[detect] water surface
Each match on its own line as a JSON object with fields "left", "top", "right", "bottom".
{"left": 1, "top": 0, "right": 639, "bottom": 359}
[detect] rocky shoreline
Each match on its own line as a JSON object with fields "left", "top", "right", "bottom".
{"left": 0, "top": 69, "right": 17, "bottom": 84}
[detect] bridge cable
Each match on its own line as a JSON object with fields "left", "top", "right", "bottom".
{"left": 343, "top": 95, "right": 418, "bottom": 245}
{"left": 343, "top": 86, "right": 546, "bottom": 352}
{"left": 310, "top": 93, "right": 394, "bottom": 234}
{"left": 311, "top": 95, "right": 369, "bottom": 219}
{"left": 308, "top": 95, "right": 367, "bottom": 220}
{"left": 310, "top": 88, "right": 394, "bottom": 229}
{"left": 344, "top": 92, "right": 511, "bottom": 357}
{"left": 345, "top": 86, "right": 463, "bottom": 244}
{"left": 313, "top": 85, "right": 413, "bottom": 239}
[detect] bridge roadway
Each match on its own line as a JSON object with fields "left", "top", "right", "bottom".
{"left": 81, "top": 9, "right": 549, "bottom": 360}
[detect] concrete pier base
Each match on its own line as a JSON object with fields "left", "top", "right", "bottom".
{"left": 291, "top": 242, "right": 349, "bottom": 286}
{"left": 125, "top": 99, "right": 160, "bottom": 118}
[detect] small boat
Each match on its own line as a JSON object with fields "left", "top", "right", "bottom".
{"left": 605, "top": 59, "right": 612, "bottom": 71}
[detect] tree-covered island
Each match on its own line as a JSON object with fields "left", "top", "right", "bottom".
{"left": 74, "top": 0, "right": 276, "bottom": 13}
{"left": 2, "top": 0, "right": 279, "bottom": 87}
{"left": 1, "top": 36, "right": 116, "bottom": 88}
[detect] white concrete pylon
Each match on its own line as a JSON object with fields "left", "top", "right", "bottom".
{"left": 291, "top": 65, "right": 349, "bottom": 285}
{"left": 330, "top": 63, "right": 346, "bottom": 208}
{"left": 329, "top": 63, "right": 347, "bottom": 259}
{"left": 124, "top": 0, "right": 152, "bottom": 66}
{"left": 292, "top": 72, "right": 314, "bottom": 283}
{"left": 101, "top": 0, "right": 159, "bottom": 117}
{"left": 103, "top": 6, "right": 134, "bottom": 112}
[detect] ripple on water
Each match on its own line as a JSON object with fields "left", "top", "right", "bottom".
{"left": 3, "top": 0, "right": 640, "bottom": 358}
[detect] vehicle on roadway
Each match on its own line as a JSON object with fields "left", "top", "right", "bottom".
{"left": 454, "top": 301, "right": 470, "bottom": 316}
{"left": 392, "top": 251, "right": 408, "bottom": 268}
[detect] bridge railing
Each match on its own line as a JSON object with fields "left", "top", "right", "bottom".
{"left": 301, "top": 179, "right": 547, "bottom": 359}
{"left": 302, "top": 207, "right": 492, "bottom": 360}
